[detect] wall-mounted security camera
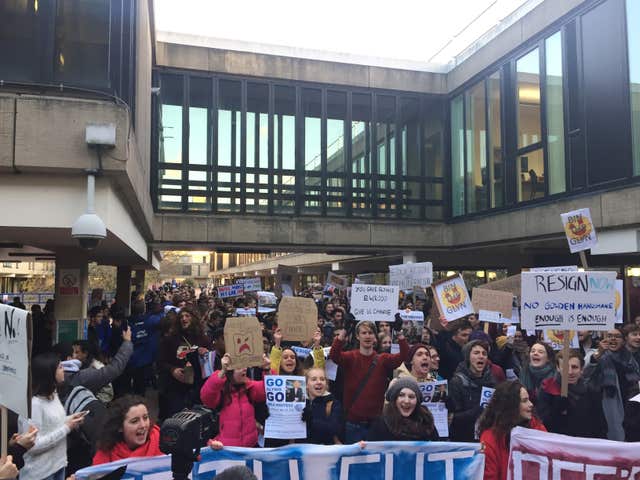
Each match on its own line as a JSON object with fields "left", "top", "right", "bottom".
{"left": 72, "top": 212, "right": 107, "bottom": 250}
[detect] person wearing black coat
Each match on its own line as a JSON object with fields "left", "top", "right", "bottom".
{"left": 536, "top": 350, "right": 606, "bottom": 438}
{"left": 302, "top": 367, "right": 343, "bottom": 444}
{"left": 433, "top": 320, "right": 473, "bottom": 380}
{"left": 447, "top": 340, "right": 498, "bottom": 442}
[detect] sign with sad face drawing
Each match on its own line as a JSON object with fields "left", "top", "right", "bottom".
{"left": 224, "top": 316, "right": 263, "bottom": 369}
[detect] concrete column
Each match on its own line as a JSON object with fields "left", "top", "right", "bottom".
{"left": 133, "top": 269, "right": 145, "bottom": 297}
{"left": 55, "top": 249, "right": 89, "bottom": 342}
{"left": 115, "top": 266, "right": 132, "bottom": 315}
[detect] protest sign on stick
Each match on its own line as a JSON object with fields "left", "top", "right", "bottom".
{"left": 471, "top": 288, "right": 513, "bottom": 321}
{"left": 561, "top": 207, "right": 597, "bottom": 253}
{"left": 223, "top": 316, "right": 263, "bottom": 369}
{"left": 432, "top": 275, "right": 474, "bottom": 322}
{"left": 389, "top": 262, "right": 433, "bottom": 290}
{"left": 217, "top": 284, "right": 244, "bottom": 299}
{"left": 277, "top": 296, "right": 318, "bottom": 341}
{"left": 264, "top": 375, "right": 307, "bottom": 439}
{"left": 350, "top": 284, "right": 399, "bottom": 322}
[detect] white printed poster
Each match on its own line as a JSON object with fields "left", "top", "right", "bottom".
{"left": 264, "top": 375, "right": 307, "bottom": 439}
{"left": 237, "top": 277, "right": 261, "bottom": 292}
{"left": 432, "top": 275, "right": 474, "bottom": 322}
{"left": 425, "top": 403, "right": 449, "bottom": 438}
{"left": 543, "top": 330, "right": 579, "bottom": 350}
{"left": 417, "top": 380, "right": 448, "bottom": 403}
{"left": 521, "top": 271, "right": 616, "bottom": 331}
{"left": 560, "top": 208, "right": 598, "bottom": 253}
{"left": 350, "top": 284, "right": 399, "bottom": 322}
{"left": 218, "top": 284, "right": 244, "bottom": 298}
{"left": 480, "top": 387, "right": 495, "bottom": 408}
{"left": 0, "top": 304, "right": 30, "bottom": 417}
{"left": 389, "top": 262, "right": 433, "bottom": 290}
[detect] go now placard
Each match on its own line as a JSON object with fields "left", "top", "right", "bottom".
{"left": 521, "top": 271, "right": 616, "bottom": 331}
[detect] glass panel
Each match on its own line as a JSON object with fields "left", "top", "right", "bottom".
{"left": 327, "top": 91, "right": 346, "bottom": 215}
{"left": 303, "top": 88, "right": 322, "bottom": 214}
{"left": 465, "top": 82, "right": 487, "bottom": 214}
{"left": 274, "top": 86, "right": 296, "bottom": 215}
{"left": 54, "top": 0, "right": 109, "bottom": 86}
{"left": 158, "top": 169, "right": 182, "bottom": 210}
{"left": 488, "top": 72, "right": 503, "bottom": 208}
{"left": 517, "top": 48, "right": 541, "bottom": 149}
{"left": 517, "top": 148, "right": 545, "bottom": 202}
{"left": 423, "top": 98, "right": 444, "bottom": 220}
{"left": 0, "top": 1, "right": 39, "bottom": 81}
{"left": 451, "top": 95, "right": 465, "bottom": 216}
{"left": 376, "top": 95, "right": 396, "bottom": 217}
{"left": 627, "top": 0, "right": 640, "bottom": 174}
{"left": 188, "top": 77, "right": 211, "bottom": 211}
{"left": 246, "top": 83, "right": 269, "bottom": 214}
{"left": 218, "top": 80, "right": 241, "bottom": 168}
{"left": 546, "top": 32, "right": 566, "bottom": 195}
{"left": 159, "top": 74, "right": 183, "bottom": 166}
{"left": 400, "top": 97, "right": 421, "bottom": 218}
{"left": 352, "top": 93, "right": 372, "bottom": 217}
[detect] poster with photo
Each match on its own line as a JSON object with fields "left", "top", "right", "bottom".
{"left": 418, "top": 380, "right": 448, "bottom": 403}
{"left": 264, "top": 375, "right": 307, "bottom": 439}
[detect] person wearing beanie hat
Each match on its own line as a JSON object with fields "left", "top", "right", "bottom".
{"left": 447, "top": 339, "right": 499, "bottom": 442}
{"left": 364, "top": 377, "right": 438, "bottom": 442}
{"left": 393, "top": 343, "right": 435, "bottom": 382}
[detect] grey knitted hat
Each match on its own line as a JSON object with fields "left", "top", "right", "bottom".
{"left": 385, "top": 377, "right": 423, "bottom": 403}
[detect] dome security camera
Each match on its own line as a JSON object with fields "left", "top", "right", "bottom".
{"left": 72, "top": 212, "right": 106, "bottom": 250}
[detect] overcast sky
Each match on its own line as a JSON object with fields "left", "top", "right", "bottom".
{"left": 154, "top": 0, "right": 533, "bottom": 67}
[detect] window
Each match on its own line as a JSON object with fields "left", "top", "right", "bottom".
{"left": 423, "top": 98, "right": 444, "bottom": 220}
{"left": 158, "top": 74, "right": 183, "bottom": 210}
{"left": 0, "top": 1, "right": 39, "bottom": 81}
{"left": 188, "top": 77, "right": 211, "bottom": 211}
{"left": 302, "top": 88, "right": 322, "bottom": 214}
{"left": 545, "top": 32, "right": 566, "bottom": 194}
{"left": 451, "top": 96, "right": 465, "bottom": 217}
{"left": 352, "top": 93, "right": 372, "bottom": 217}
{"left": 627, "top": 0, "right": 640, "bottom": 175}
{"left": 217, "top": 80, "right": 242, "bottom": 212}
{"left": 326, "top": 91, "right": 347, "bottom": 216}
{"left": 465, "top": 82, "right": 488, "bottom": 214}
{"left": 488, "top": 72, "right": 504, "bottom": 208}
{"left": 400, "top": 97, "right": 422, "bottom": 218}
{"left": 376, "top": 95, "right": 396, "bottom": 217}
{"left": 517, "top": 49, "right": 542, "bottom": 150}
{"left": 246, "top": 83, "right": 270, "bottom": 214}
{"left": 274, "top": 85, "right": 296, "bottom": 215}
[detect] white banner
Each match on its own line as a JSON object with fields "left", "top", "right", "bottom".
{"left": 508, "top": 427, "right": 640, "bottom": 480}
{"left": 529, "top": 266, "right": 579, "bottom": 272}
{"left": 521, "top": 271, "right": 616, "bottom": 331}
{"left": 264, "top": 375, "right": 307, "bottom": 439}
{"left": 218, "top": 284, "right": 244, "bottom": 298}
{"left": 350, "top": 284, "right": 399, "bottom": 322}
{"left": 389, "top": 262, "right": 433, "bottom": 290}
{"left": 560, "top": 208, "right": 598, "bottom": 253}
{"left": 0, "top": 304, "right": 29, "bottom": 417}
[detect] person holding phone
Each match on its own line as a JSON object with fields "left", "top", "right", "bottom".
{"left": 19, "top": 353, "right": 85, "bottom": 480}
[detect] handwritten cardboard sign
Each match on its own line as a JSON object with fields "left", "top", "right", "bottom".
{"left": 389, "top": 262, "right": 433, "bottom": 290}
{"left": 521, "top": 271, "right": 616, "bottom": 331}
{"left": 561, "top": 208, "right": 597, "bottom": 253}
{"left": 432, "top": 275, "right": 474, "bottom": 322}
{"left": 350, "top": 284, "right": 399, "bottom": 322}
{"left": 224, "top": 316, "right": 263, "bottom": 369}
{"left": 471, "top": 288, "right": 513, "bottom": 320}
{"left": 277, "top": 297, "right": 318, "bottom": 341}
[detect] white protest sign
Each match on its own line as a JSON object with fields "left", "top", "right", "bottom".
{"left": 521, "top": 271, "right": 616, "bottom": 331}
{"left": 478, "top": 310, "right": 502, "bottom": 323}
{"left": 397, "top": 309, "right": 424, "bottom": 323}
{"left": 425, "top": 403, "right": 449, "bottom": 438}
{"left": 0, "top": 304, "right": 30, "bottom": 417}
{"left": 264, "top": 375, "right": 307, "bottom": 439}
{"left": 322, "top": 347, "right": 338, "bottom": 381}
{"left": 615, "top": 279, "right": 624, "bottom": 323}
{"left": 417, "top": 380, "right": 448, "bottom": 403}
{"left": 529, "top": 266, "right": 579, "bottom": 272}
{"left": 389, "top": 262, "right": 433, "bottom": 290}
{"left": 218, "top": 284, "right": 244, "bottom": 298}
{"left": 432, "top": 275, "right": 474, "bottom": 322}
{"left": 326, "top": 272, "right": 349, "bottom": 289}
{"left": 561, "top": 208, "right": 597, "bottom": 253}
{"left": 237, "top": 277, "right": 261, "bottom": 293}
{"left": 480, "top": 387, "right": 495, "bottom": 408}
{"left": 350, "top": 284, "right": 399, "bottom": 322}
{"left": 543, "top": 330, "right": 579, "bottom": 350}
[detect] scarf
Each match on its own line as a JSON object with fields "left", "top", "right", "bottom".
{"left": 454, "top": 362, "right": 495, "bottom": 389}
{"left": 95, "top": 425, "right": 162, "bottom": 464}
{"left": 520, "top": 362, "right": 554, "bottom": 393}
{"left": 600, "top": 349, "right": 640, "bottom": 398}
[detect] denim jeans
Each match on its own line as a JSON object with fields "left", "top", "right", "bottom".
{"left": 345, "top": 421, "right": 370, "bottom": 443}
{"left": 41, "top": 468, "right": 65, "bottom": 480}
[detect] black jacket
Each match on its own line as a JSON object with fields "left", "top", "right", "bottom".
{"left": 303, "top": 394, "right": 343, "bottom": 445}
{"left": 433, "top": 331, "right": 463, "bottom": 380}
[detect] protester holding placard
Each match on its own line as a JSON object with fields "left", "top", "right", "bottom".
{"left": 301, "top": 367, "right": 343, "bottom": 444}
{"left": 536, "top": 350, "right": 607, "bottom": 438}
{"left": 365, "top": 378, "right": 438, "bottom": 442}
{"left": 518, "top": 342, "right": 555, "bottom": 402}
{"left": 329, "top": 319, "right": 408, "bottom": 443}
{"left": 447, "top": 340, "right": 499, "bottom": 442}
{"left": 269, "top": 327, "right": 324, "bottom": 374}
{"left": 433, "top": 319, "right": 473, "bottom": 380}
{"left": 477, "top": 380, "right": 546, "bottom": 480}
{"left": 491, "top": 326, "right": 529, "bottom": 378}
{"left": 200, "top": 353, "right": 270, "bottom": 448}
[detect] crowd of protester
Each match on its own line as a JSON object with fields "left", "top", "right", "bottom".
{"left": 2, "top": 282, "right": 640, "bottom": 480}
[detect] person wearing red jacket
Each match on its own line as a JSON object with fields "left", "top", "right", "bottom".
{"left": 478, "top": 380, "right": 547, "bottom": 480}
{"left": 200, "top": 353, "right": 270, "bottom": 448}
{"left": 330, "top": 319, "right": 408, "bottom": 443}
{"left": 93, "top": 396, "right": 162, "bottom": 465}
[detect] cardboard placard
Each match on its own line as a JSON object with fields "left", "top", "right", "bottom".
{"left": 277, "top": 296, "right": 318, "bottom": 342}
{"left": 561, "top": 208, "right": 597, "bottom": 253}
{"left": 389, "top": 262, "right": 433, "bottom": 290}
{"left": 0, "top": 305, "right": 31, "bottom": 418}
{"left": 476, "top": 274, "right": 522, "bottom": 300}
{"left": 432, "top": 275, "right": 474, "bottom": 322}
{"left": 350, "top": 284, "right": 399, "bottom": 322}
{"left": 471, "top": 288, "right": 513, "bottom": 319}
{"left": 521, "top": 271, "right": 616, "bottom": 331}
{"left": 223, "top": 316, "right": 263, "bottom": 369}
{"left": 275, "top": 265, "right": 297, "bottom": 297}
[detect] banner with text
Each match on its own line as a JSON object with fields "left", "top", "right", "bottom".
{"left": 351, "top": 284, "right": 399, "bottom": 322}
{"left": 433, "top": 275, "right": 474, "bottom": 322}
{"left": 0, "top": 304, "right": 30, "bottom": 417}
{"left": 218, "top": 284, "right": 244, "bottom": 298}
{"left": 508, "top": 426, "right": 640, "bottom": 480}
{"left": 76, "top": 441, "right": 484, "bottom": 480}
{"left": 237, "top": 277, "right": 262, "bottom": 293}
{"left": 265, "top": 375, "right": 307, "bottom": 439}
{"left": 389, "top": 262, "right": 433, "bottom": 290}
{"left": 521, "top": 271, "right": 616, "bottom": 331}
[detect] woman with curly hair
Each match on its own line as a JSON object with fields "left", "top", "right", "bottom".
{"left": 478, "top": 380, "right": 546, "bottom": 480}
{"left": 365, "top": 377, "right": 439, "bottom": 441}
{"left": 93, "top": 396, "right": 161, "bottom": 465}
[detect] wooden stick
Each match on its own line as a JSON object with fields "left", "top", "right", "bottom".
{"left": 1, "top": 405, "right": 7, "bottom": 462}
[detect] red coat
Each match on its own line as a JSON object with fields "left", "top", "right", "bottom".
{"left": 200, "top": 371, "right": 266, "bottom": 447}
{"left": 93, "top": 425, "right": 163, "bottom": 465}
{"left": 480, "top": 418, "right": 546, "bottom": 480}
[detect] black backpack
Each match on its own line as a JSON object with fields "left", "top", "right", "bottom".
{"left": 63, "top": 386, "right": 107, "bottom": 460}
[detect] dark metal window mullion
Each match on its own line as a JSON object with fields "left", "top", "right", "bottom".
{"left": 462, "top": 91, "right": 468, "bottom": 215}
{"left": 294, "top": 86, "right": 303, "bottom": 216}
{"left": 560, "top": 26, "right": 572, "bottom": 190}
{"left": 394, "top": 97, "right": 402, "bottom": 218}
{"left": 181, "top": 74, "right": 190, "bottom": 212}
{"left": 253, "top": 97, "right": 260, "bottom": 210}
{"left": 211, "top": 77, "right": 219, "bottom": 213}
{"left": 151, "top": 70, "right": 159, "bottom": 211}
{"left": 419, "top": 98, "right": 426, "bottom": 220}
{"left": 268, "top": 83, "right": 275, "bottom": 215}
{"left": 240, "top": 80, "right": 247, "bottom": 214}
{"left": 321, "top": 89, "right": 328, "bottom": 216}
{"left": 206, "top": 77, "right": 214, "bottom": 211}
{"left": 345, "top": 92, "right": 353, "bottom": 217}
{"left": 484, "top": 78, "right": 492, "bottom": 210}
{"left": 371, "top": 93, "right": 378, "bottom": 218}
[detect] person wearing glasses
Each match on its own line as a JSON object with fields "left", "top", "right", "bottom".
{"left": 584, "top": 327, "right": 640, "bottom": 441}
